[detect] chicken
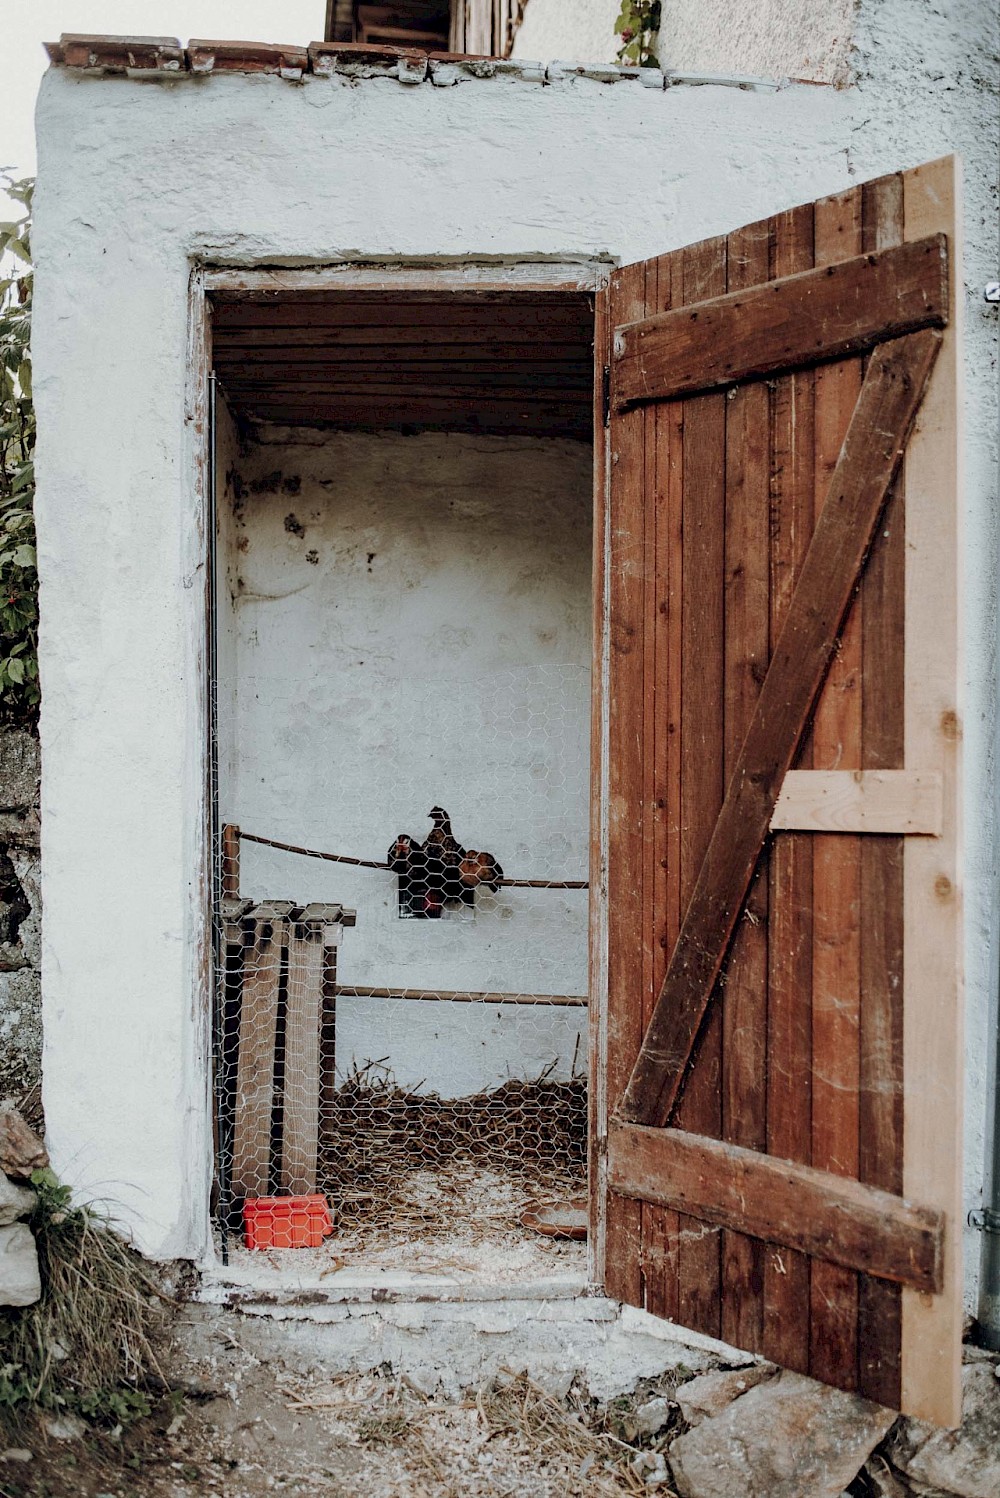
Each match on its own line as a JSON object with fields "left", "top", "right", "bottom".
{"left": 389, "top": 810, "right": 503, "bottom": 916}
{"left": 419, "top": 806, "right": 465, "bottom": 912}
{"left": 459, "top": 849, "right": 504, "bottom": 894}
{"left": 422, "top": 806, "right": 462, "bottom": 864}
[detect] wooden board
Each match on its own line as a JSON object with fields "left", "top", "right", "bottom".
{"left": 899, "top": 156, "right": 964, "bottom": 1428}
{"left": 279, "top": 922, "right": 325, "bottom": 1194}
{"left": 599, "top": 161, "right": 962, "bottom": 1424}
{"left": 211, "top": 285, "right": 595, "bottom": 440}
{"left": 771, "top": 770, "right": 942, "bottom": 834}
{"left": 231, "top": 914, "right": 288, "bottom": 1199}
{"left": 608, "top": 1123, "right": 943, "bottom": 1292}
{"left": 619, "top": 328, "right": 941, "bottom": 1128}
{"left": 612, "top": 235, "right": 948, "bottom": 406}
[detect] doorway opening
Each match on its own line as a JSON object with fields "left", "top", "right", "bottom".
{"left": 208, "top": 271, "right": 598, "bottom": 1284}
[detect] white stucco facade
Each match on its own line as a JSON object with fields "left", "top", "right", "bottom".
{"left": 511, "top": 0, "right": 855, "bottom": 82}
{"left": 31, "top": 1, "right": 998, "bottom": 1296}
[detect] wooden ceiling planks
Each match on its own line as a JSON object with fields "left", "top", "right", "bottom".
{"left": 210, "top": 289, "right": 595, "bottom": 439}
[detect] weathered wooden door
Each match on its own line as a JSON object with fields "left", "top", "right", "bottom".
{"left": 593, "top": 157, "right": 962, "bottom": 1426}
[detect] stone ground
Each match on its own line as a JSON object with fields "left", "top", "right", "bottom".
{"left": 1, "top": 1308, "right": 998, "bottom": 1498}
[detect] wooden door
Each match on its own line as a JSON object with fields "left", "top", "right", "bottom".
{"left": 594, "top": 158, "right": 963, "bottom": 1426}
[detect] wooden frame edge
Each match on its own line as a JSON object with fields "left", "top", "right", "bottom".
{"left": 589, "top": 285, "right": 612, "bottom": 1289}
{"left": 900, "top": 154, "right": 965, "bottom": 1428}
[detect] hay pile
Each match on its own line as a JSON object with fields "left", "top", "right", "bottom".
{"left": 317, "top": 1061, "right": 586, "bottom": 1231}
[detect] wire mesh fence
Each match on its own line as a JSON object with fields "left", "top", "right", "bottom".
{"left": 209, "top": 416, "right": 593, "bottom": 1254}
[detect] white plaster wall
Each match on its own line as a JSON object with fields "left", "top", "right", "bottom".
{"left": 512, "top": 0, "right": 620, "bottom": 66}
{"left": 224, "top": 427, "right": 591, "bottom": 1096}
{"left": 511, "top": 0, "right": 855, "bottom": 82}
{"left": 30, "top": 0, "right": 997, "bottom": 1271}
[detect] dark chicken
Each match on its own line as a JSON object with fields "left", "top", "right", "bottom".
{"left": 388, "top": 808, "right": 504, "bottom": 918}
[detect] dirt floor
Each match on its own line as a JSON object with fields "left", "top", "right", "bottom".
{"left": 0, "top": 1318, "right": 689, "bottom": 1498}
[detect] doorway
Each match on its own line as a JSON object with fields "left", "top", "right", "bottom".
{"left": 206, "top": 266, "right": 603, "bottom": 1283}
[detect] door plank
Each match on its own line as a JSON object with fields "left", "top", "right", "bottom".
{"left": 608, "top": 1123, "right": 943, "bottom": 1293}
{"left": 763, "top": 199, "right": 815, "bottom": 1376}
{"left": 231, "top": 913, "right": 289, "bottom": 1200}
{"left": 643, "top": 249, "right": 682, "bottom": 1321}
{"left": 618, "top": 326, "right": 943, "bottom": 1130}
{"left": 612, "top": 235, "right": 947, "bottom": 406}
{"left": 603, "top": 258, "right": 649, "bottom": 1306}
{"left": 899, "top": 155, "right": 964, "bottom": 1430}
{"left": 857, "top": 168, "right": 907, "bottom": 1407}
{"left": 720, "top": 215, "right": 771, "bottom": 1354}
{"left": 772, "top": 770, "right": 942, "bottom": 833}
{"left": 673, "top": 234, "right": 728, "bottom": 1340}
{"left": 279, "top": 922, "right": 324, "bottom": 1194}
{"left": 809, "top": 186, "right": 864, "bottom": 1392}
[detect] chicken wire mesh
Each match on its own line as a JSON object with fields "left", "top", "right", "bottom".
{"left": 209, "top": 410, "right": 593, "bottom": 1252}
{"left": 211, "top": 666, "right": 591, "bottom": 1247}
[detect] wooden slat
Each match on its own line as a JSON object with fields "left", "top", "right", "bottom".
{"left": 215, "top": 325, "right": 595, "bottom": 350}
{"left": 280, "top": 923, "right": 324, "bottom": 1194}
{"left": 222, "top": 382, "right": 592, "bottom": 404}
{"left": 221, "top": 822, "right": 240, "bottom": 899}
{"left": 899, "top": 156, "right": 964, "bottom": 1429}
{"left": 608, "top": 1123, "right": 944, "bottom": 1294}
{"left": 603, "top": 258, "right": 649, "bottom": 1306}
{"left": 231, "top": 916, "right": 288, "bottom": 1199}
{"left": 588, "top": 281, "right": 611, "bottom": 1284}
{"left": 212, "top": 302, "right": 593, "bottom": 331}
{"left": 642, "top": 248, "right": 680, "bottom": 1322}
{"left": 763, "top": 199, "right": 815, "bottom": 1376}
{"left": 771, "top": 770, "right": 942, "bottom": 834}
{"left": 720, "top": 215, "right": 771, "bottom": 1354}
{"left": 673, "top": 233, "right": 727, "bottom": 1339}
{"left": 613, "top": 235, "right": 948, "bottom": 407}
{"left": 857, "top": 169, "right": 906, "bottom": 1408}
{"left": 334, "top": 986, "right": 587, "bottom": 1005}
{"left": 221, "top": 371, "right": 593, "bottom": 392}
{"left": 618, "top": 327, "right": 943, "bottom": 1130}
{"left": 809, "top": 186, "right": 864, "bottom": 1393}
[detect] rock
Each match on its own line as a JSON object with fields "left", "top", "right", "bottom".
{"left": 0, "top": 1450, "right": 33, "bottom": 1463}
{"left": 890, "top": 1361, "right": 1000, "bottom": 1497}
{"left": 668, "top": 1369, "right": 895, "bottom": 1498}
{"left": 0, "top": 1109, "right": 47, "bottom": 1179}
{"left": 43, "top": 1414, "right": 87, "bottom": 1441}
{"left": 632, "top": 1395, "right": 673, "bottom": 1438}
{"left": 632, "top": 1450, "right": 671, "bottom": 1488}
{"left": 0, "top": 1172, "right": 34, "bottom": 1225}
{"left": 0, "top": 1222, "right": 40, "bottom": 1306}
{"left": 676, "top": 1364, "right": 776, "bottom": 1426}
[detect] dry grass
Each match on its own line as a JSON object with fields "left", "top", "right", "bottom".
{"left": 0, "top": 1171, "right": 171, "bottom": 1429}
{"left": 477, "top": 1370, "right": 657, "bottom": 1496}
{"left": 317, "top": 1061, "right": 586, "bottom": 1233}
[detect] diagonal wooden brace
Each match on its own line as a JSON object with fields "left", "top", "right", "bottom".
{"left": 617, "top": 328, "right": 943, "bottom": 1129}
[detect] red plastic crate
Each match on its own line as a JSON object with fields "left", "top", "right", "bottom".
{"left": 243, "top": 1193, "right": 335, "bottom": 1250}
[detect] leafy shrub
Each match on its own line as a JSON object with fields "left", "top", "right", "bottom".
{"left": 614, "top": 1, "right": 661, "bottom": 67}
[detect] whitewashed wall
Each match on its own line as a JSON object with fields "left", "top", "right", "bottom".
{"left": 31, "top": 0, "right": 998, "bottom": 1272}
{"left": 224, "top": 426, "right": 591, "bottom": 1096}
{"left": 512, "top": 0, "right": 855, "bottom": 82}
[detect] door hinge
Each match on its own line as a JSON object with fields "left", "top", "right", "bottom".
{"left": 602, "top": 365, "right": 611, "bottom": 428}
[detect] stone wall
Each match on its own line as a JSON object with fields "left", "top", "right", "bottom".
{"left": 0, "top": 730, "right": 40, "bottom": 1104}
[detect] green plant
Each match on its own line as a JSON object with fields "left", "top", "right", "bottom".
{"left": 614, "top": 0, "right": 661, "bottom": 67}
{"left": 0, "top": 176, "right": 38, "bottom": 725}
{"left": 0, "top": 1167, "right": 170, "bottom": 1433}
